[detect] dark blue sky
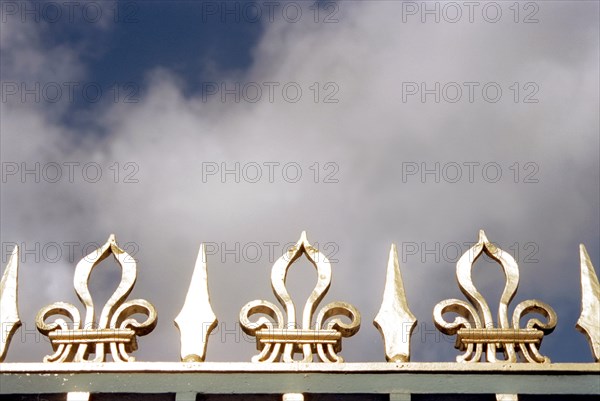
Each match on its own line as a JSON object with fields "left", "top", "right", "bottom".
{"left": 38, "top": 1, "right": 267, "bottom": 104}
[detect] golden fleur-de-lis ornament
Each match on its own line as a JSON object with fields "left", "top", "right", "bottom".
{"left": 240, "top": 231, "right": 360, "bottom": 363}
{"left": 36, "top": 235, "right": 157, "bottom": 362}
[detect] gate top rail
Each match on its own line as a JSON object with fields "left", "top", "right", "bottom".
{"left": 1, "top": 230, "right": 599, "bottom": 365}
{"left": 1, "top": 362, "right": 599, "bottom": 398}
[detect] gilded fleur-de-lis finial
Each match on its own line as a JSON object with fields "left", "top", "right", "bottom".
{"left": 433, "top": 230, "right": 557, "bottom": 363}
{"left": 0, "top": 245, "right": 21, "bottom": 362}
{"left": 374, "top": 244, "right": 417, "bottom": 362}
{"left": 36, "top": 235, "right": 157, "bottom": 362}
{"left": 576, "top": 244, "right": 600, "bottom": 362}
{"left": 174, "top": 243, "right": 218, "bottom": 362}
{"left": 240, "top": 231, "right": 361, "bottom": 363}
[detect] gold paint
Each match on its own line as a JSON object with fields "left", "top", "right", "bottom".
{"left": 0, "top": 245, "right": 21, "bottom": 362}
{"left": 174, "top": 243, "right": 218, "bottom": 362}
{"left": 35, "top": 235, "right": 157, "bottom": 362}
{"left": 458, "top": 328, "right": 543, "bottom": 343}
{"left": 240, "top": 231, "right": 360, "bottom": 363}
{"left": 433, "top": 230, "right": 557, "bottom": 363}
{"left": 374, "top": 244, "right": 417, "bottom": 362}
{"left": 576, "top": 244, "right": 600, "bottom": 362}
{"left": 256, "top": 329, "right": 341, "bottom": 345}
{"left": 49, "top": 328, "right": 136, "bottom": 344}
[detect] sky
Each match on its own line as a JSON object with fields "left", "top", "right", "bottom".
{"left": 0, "top": 0, "right": 598, "bottom": 365}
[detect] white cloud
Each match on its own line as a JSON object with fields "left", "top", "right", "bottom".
{"left": 1, "top": 1, "right": 598, "bottom": 363}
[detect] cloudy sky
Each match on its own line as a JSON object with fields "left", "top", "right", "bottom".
{"left": 0, "top": 0, "right": 598, "bottom": 364}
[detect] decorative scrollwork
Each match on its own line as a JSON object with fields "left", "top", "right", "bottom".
{"left": 240, "top": 231, "right": 360, "bottom": 363}
{"left": 433, "top": 230, "right": 557, "bottom": 363}
{"left": 36, "top": 235, "right": 157, "bottom": 362}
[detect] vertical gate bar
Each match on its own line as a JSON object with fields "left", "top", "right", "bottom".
{"left": 282, "top": 394, "right": 304, "bottom": 401}
{"left": 496, "top": 394, "right": 518, "bottom": 401}
{"left": 66, "top": 392, "right": 90, "bottom": 401}
{"left": 176, "top": 392, "right": 197, "bottom": 401}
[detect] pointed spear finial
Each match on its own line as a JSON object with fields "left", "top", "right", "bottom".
{"left": 0, "top": 245, "right": 22, "bottom": 362}
{"left": 576, "top": 244, "right": 600, "bottom": 362}
{"left": 175, "top": 243, "right": 218, "bottom": 362}
{"left": 374, "top": 244, "right": 417, "bottom": 362}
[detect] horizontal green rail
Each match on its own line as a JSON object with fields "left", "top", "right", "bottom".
{"left": 1, "top": 362, "right": 598, "bottom": 395}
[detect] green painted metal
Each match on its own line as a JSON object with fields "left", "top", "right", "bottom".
{"left": 389, "top": 394, "right": 411, "bottom": 401}
{"left": 1, "top": 363, "right": 599, "bottom": 396}
{"left": 175, "top": 392, "right": 197, "bottom": 401}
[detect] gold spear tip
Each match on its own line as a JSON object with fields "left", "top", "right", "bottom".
{"left": 478, "top": 229, "right": 489, "bottom": 244}
{"left": 580, "top": 244, "right": 591, "bottom": 261}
